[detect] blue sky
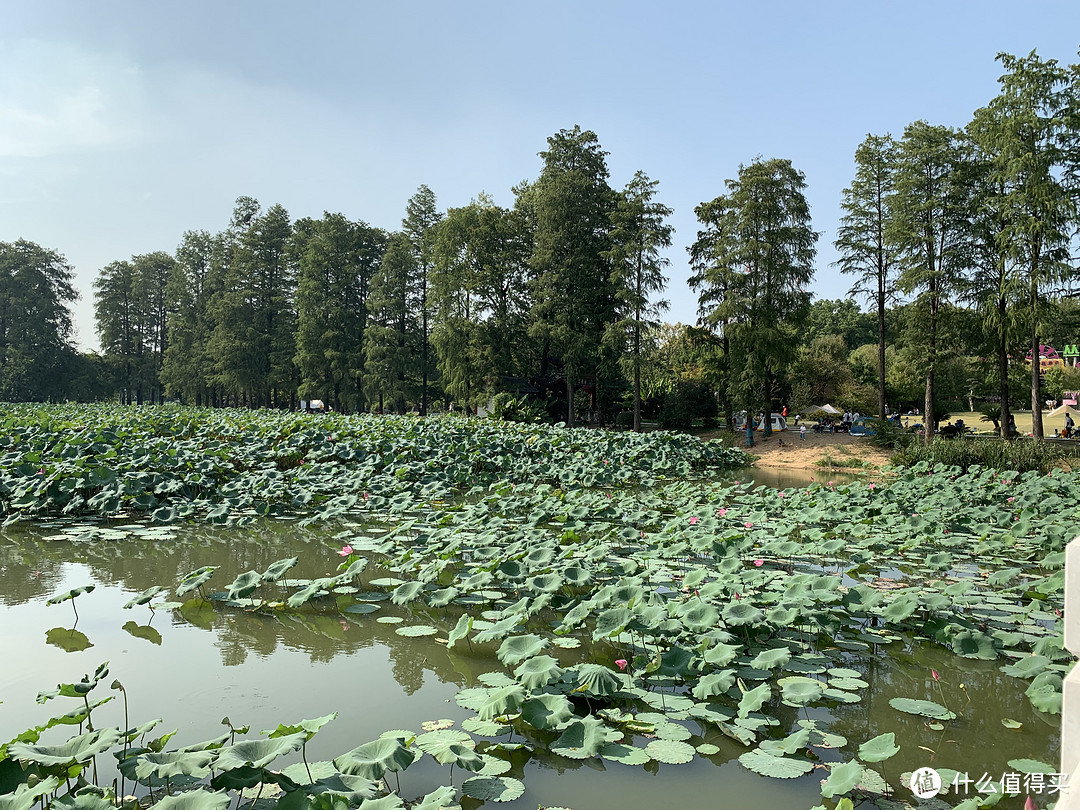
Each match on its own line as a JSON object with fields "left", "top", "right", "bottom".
{"left": 3, "top": 1, "right": 1080, "bottom": 351}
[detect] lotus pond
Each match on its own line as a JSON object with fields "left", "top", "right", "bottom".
{"left": 0, "top": 405, "right": 1073, "bottom": 810}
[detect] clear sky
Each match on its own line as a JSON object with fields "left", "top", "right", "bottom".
{"left": 3, "top": 1, "right": 1080, "bottom": 351}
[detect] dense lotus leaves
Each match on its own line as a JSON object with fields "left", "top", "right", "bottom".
{"left": 148, "top": 791, "right": 231, "bottom": 810}
{"left": 333, "top": 737, "right": 417, "bottom": 779}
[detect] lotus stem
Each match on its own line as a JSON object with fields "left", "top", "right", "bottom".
{"left": 247, "top": 784, "right": 263, "bottom": 810}
{"left": 302, "top": 743, "right": 312, "bottom": 783}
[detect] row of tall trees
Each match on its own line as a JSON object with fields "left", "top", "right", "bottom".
{"left": 834, "top": 51, "right": 1080, "bottom": 442}
{"left": 89, "top": 127, "right": 674, "bottom": 423}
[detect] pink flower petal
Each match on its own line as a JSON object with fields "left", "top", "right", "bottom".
{"left": 338, "top": 545, "right": 353, "bottom": 556}
{"left": 689, "top": 516, "right": 699, "bottom": 525}
{"left": 753, "top": 559, "right": 764, "bottom": 567}
{"left": 615, "top": 659, "right": 628, "bottom": 670}
{"left": 744, "top": 522, "right": 753, "bottom": 528}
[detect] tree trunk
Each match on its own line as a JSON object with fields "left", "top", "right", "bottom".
{"left": 999, "top": 309, "right": 1011, "bottom": 440}
{"left": 566, "top": 375, "right": 575, "bottom": 427}
{"left": 1031, "top": 319, "right": 1043, "bottom": 440}
{"left": 877, "top": 284, "right": 887, "bottom": 421}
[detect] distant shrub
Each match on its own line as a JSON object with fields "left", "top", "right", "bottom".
{"left": 891, "top": 437, "right": 1068, "bottom": 473}
{"left": 658, "top": 379, "right": 716, "bottom": 430}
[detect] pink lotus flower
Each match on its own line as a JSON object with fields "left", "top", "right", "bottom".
{"left": 338, "top": 544, "right": 353, "bottom": 556}
{"left": 828, "top": 481, "right": 834, "bottom": 487}
{"left": 1025, "top": 796, "right": 1036, "bottom": 810}
{"left": 778, "top": 492, "right": 785, "bottom": 498}
{"left": 615, "top": 659, "right": 628, "bottom": 670}
{"left": 1007, "top": 497, "right": 1015, "bottom": 502}
{"left": 689, "top": 516, "right": 699, "bottom": 525}
{"left": 744, "top": 522, "right": 753, "bottom": 528}
{"left": 734, "top": 592, "right": 741, "bottom": 600}
{"left": 640, "top": 531, "right": 645, "bottom": 538}
{"left": 754, "top": 559, "right": 764, "bottom": 567}
{"left": 717, "top": 508, "right": 728, "bottom": 517}
{"left": 362, "top": 492, "right": 369, "bottom": 500}
{"left": 931, "top": 669, "right": 941, "bottom": 682}
{"left": 868, "top": 483, "right": 876, "bottom": 490}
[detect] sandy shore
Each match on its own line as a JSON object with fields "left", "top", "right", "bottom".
{"left": 704, "top": 429, "right": 892, "bottom": 473}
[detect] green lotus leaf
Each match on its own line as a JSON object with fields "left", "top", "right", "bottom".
{"left": 214, "top": 732, "right": 305, "bottom": 769}
{"left": 416, "top": 733, "right": 482, "bottom": 770}
{"left": 520, "top": 693, "right": 574, "bottom": 730}
{"left": 45, "top": 627, "right": 93, "bottom": 652}
{"left": 679, "top": 602, "right": 721, "bottom": 632}
{"left": 176, "top": 567, "right": 217, "bottom": 597}
{"left": 750, "top": 647, "right": 791, "bottom": 670}
{"left": 822, "top": 687, "right": 861, "bottom": 704}
{"left": 496, "top": 634, "right": 547, "bottom": 667}
{"left": 1001, "top": 718, "right": 1023, "bottom": 729}
{"left": 427, "top": 587, "right": 458, "bottom": 607}
{"left": 261, "top": 557, "right": 299, "bottom": 582}
{"left": 827, "top": 677, "right": 868, "bottom": 691}
{"left": 704, "top": 642, "right": 741, "bottom": 666}
{"left": 1000, "top": 654, "right": 1050, "bottom": 679}
{"left": 513, "top": 654, "right": 564, "bottom": 690}
{"left": 759, "top": 728, "right": 810, "bottom": 756}
{"left": 1006, "top": 758, "right": 1055, "bottom": 774}
{"left": 820, "top": 760, "right": 865, "bottom": 798}
{"left": 643, "top": 739, "right": 695, "bottom": 764}
{"left": 658, "top": 646, "right": 696, "bottom": 677}
{"left": 149, "top": 790, "right": 231, "bottom": 810}
{"left": 593, "top": 607, "right": 634, "bottom": 639}
{"left": 599, "top": 742, "right": 651, "bottom": 765}
{"left": 767, "top": 606, "right": 800, "bottom": 625}
{"left": 460, "top": 776, "right": 525, "bottom": 803}
{"left": 737, "top": 682, "right": 771, "bottom": 718}
{"left": 858, "top": 732, "right": 900, "bottom": 763}
{"left": 396, "top": 624, "right": 438, "bottom": 637}
{"left": 528, "top": 573, "right": 563, "bottom": 593}
{"left": 461, "top": 717, "right": 511, "bottom": 737}
{"left": 390, "top": 581, "right": 425, "bottom": 605}
{"left": 568, "top": 663, "right": 622, "bottom": 696}
{"left": 0, "top": 778, "right": 62, "bottom": 810}
{"left": 738, "top": 748, "right": 814, "bottom": 779}
{"left": 46, "top": 585, "right": 95, "bottom": 605}
{"left": 411, "top": 786, "right": 458, "bottom": 810}
{"left": 477, "top": 684, "right": 527, "bottom": 721}
{"left": 563, "top": 566, "right": 592, "bottom": 586}
{"left": 225, "top": 571, "right": 261, "bottom": 601}
{"left": 551, "top": 716, "right": 616, "bottom": 759}
{"left": 343, "top": 603, "right": 379, "bottom": 615}
{"left": 447, "top": 615, "right": 472, "bottom": 648}
{"left": 1026, "top": 671, "right": 1063, "bottom": 713}
{"left": 654, "top": 721, "right": 692, "bottom": 741}
{"left": 337, "top": 557, "right": 369, "bottom": 582}
{"left": 723, "top": 602, "right": 764, "bottom": 626}
{"left": 881, "top": 595, "right": 919, "bottom": 623}
{"left": 9, "top": 727, "right": 122, "bottom": 766}
{"left": 888, "top": 698, "right": 956, "bottom": 721}
{"left": 692, "top": 670, "right": 736, "bottom": 700}
{"left": 134, "top": 750, "right": 215, "bottom": 781}
{"left": 950, "top": 629, "right": 997, "bottom": 659}
{"left": 472, "top": 615, "right": 523, "bottom": 644}
{"left": 263, "top": 713, "right": 337, "bottom": 741}
{"left": 123, "top": 586, "right": 165, "bottom": 609}
{"left": 333, "top": 737, "right": 417, "bottom": 780}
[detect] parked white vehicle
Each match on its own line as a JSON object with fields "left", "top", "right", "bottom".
{"left": 732, "top": 411, "right": 787, "bottom": 431}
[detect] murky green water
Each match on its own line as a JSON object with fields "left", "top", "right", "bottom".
{"left": 0, "top": 512, "right": 1057, "bottom": 810}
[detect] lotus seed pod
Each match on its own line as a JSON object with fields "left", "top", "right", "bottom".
{"left": 121, "top": 796, "right": 140, "bottom": 810}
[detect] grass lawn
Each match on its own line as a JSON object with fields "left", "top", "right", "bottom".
{"left": 919, "top": 410, "right": 1076, "bottom": 437}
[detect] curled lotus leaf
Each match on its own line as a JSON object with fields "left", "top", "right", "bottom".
{"left": 411, "top": 786, "right": 459, "bottom": 810}
{"left": 520, "top": 693, "right": 574, "bottom": 731}
{"left": 447, "top": 615, "right": 473, "bottom": 649}
{"left": 427, "top": 587, "right": 459, "bottom": 608}
{"left": 176, "top": 567, "right": 217, "bottom": 597}
{"left": 704, "top": 642, "right": 741, "bottom": 666}
{"left": 568, "top": 663, "right": 622, "bottom": 697}
{"left": 9, "top": 727, "right": 122, "bottom": 766}
{"left": 1026, "top": 671, "right": 1063, "bottom": 714}
{"left": 821, "top": 760, "right": 866, "bottom": 798}
{"left": 737, "top": 682, "right": 771, "bottom": 718}
{"left": 759, "top": 727, "right": 811, "bottom": 756}
{"left": 261, "top": 557, "right": 299, "bottom": 582}
{"left": 134, "top": 750, "right": 215, "bottom": 781}
{"left": 214, "top": 732, "right": 305, "bottom": 769}
{"left": 496, "top": 634, "right": 547, "bottom": 667}
{"left": 592, "top": 607, "right": 634, "bottom": 639}
{"left": 225, "top": 571, "right": 262, "bottom": 601}
{"left": 46, "top": 585, "right": 95, "bottom": 605}
{"left": 1000, "top": 655, "right": 1050, "bottom": 679}
{"left": 513, "top": 655, "right": 564, "bottom": 690}
{"left": 333, "top": 737, "right": 417, "bottom": 780}
{"left": 738, "top": 748, "right": 814, "bottom": 779}
{"left": 390, "top": 581, "right": 425, "bottom": 605}
{"left": 778, "top": 677, "right": 824, "bottom": 707}
{"left": 477, "top": 685, "right": 527, "bottom": 721}
{"left": 692, "top": 670, "right": 736, "bottom": 700}
{"left": 123, "top": 586, "right": 165, "bottom": 609}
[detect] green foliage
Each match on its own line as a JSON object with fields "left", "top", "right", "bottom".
{"left": 487, "top": 393, "right": 548, "bottom": 424}
{"left": 891, "top": 437, "right": 1067, "bottom": 472}
{"left": 657, "top": 379, "right": 716, "bottom": 430}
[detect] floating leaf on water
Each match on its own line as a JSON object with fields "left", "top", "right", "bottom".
{"left": 149, "top": 790, "right": 231, "bottom": 810}
{"left": 888, "top": 698, "right": 956, "bottom": 721}
{"left": 600, "top": 742, "right": 651, "bottom": 765}
{"left": 696, "top": 743, "right": 721, "bottom": 756}
{"left": 343, "top": 603, "right": 379, "bottom": 615}
{"left": 461, "top": 717, "right": 510, "bottom": 737}
{"left": 738, "top": 748, "right": 814, "bottom": 779}
{"left": 395, "top": 624, "right": 438, "bottom": 637}
{"left": 460, "top": 776, "right": 525, "bottom": 803}
{"left": 820, "top": 760, "right": 865, "bottom": 798}
{"left": 644, "top": 739, "right": 696, "bottom": 765}
{"left": 1001, "top": 718, "right": 1023, "bottom": 729}
{"left": 376, "top": 616, "right": 403, "bottom": 625}
{"left": 858, "top": 732, "right": 900, "bottom": 763}
{"left": 1006, "top": 758, "right": 1055, "bottom": 774}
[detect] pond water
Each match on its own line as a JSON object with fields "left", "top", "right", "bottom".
{"left": 0, "top": 516, "right": 1058, "bottom": 810}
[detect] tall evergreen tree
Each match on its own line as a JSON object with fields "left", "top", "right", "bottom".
{"left": 162, "top": 230, "right": 221, "bottom": 405}
{"left": 969, "top": 51, "right": 1077, "bottom": 439}
{"left": 529, "top": 126, "right": 616, "bottom": 425}
{"left": 401, "top": 186, "right": 443, "bottom": 415}
{"left": 0, "top": 240, "right": 78, "bottom": 401}
{"left": 835, "top": 134, "right": 899, "bottom": 421}
{"left": 293, "top": 213, "right": 387, "bottom": 412}
{"left": 689, "top": 158, "right": 817, "bottom": 438}
{"left": 605, "top": 171, "right": 673, "bottom": 431}
{"left": 889, "top": 122, "right": 974, "bottom": 442}
{"left": 364, "top": 233, "right": 418, "bottom": 413}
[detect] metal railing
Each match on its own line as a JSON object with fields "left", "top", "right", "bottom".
{"left": 1059, "top": 540, "right": 1080, "bottom": 808}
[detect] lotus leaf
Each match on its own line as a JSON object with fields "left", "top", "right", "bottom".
{"left": 447, "top": 615, "right": 472, "bottom": 648}
{"left": 261, "top": 557, "right": 299, "bottom": 582}
{"left": 513, "top": 655, "right": 564, "bottom": 689}
{"left": 410, "top": 786, "right": 458, "bottom": 810}
{"left": 643, "top": 739, "right": 695, "bottom": 764}
{"left": 551, "top": 716, "right": 617, "bottom": 759}
{"left": 225, "top": 571, "right": 262, "bottom": 601}
{"left": 568, "top": 663, "right": 621, "bottom": 696}
{"left": 520, "top": 693, "right": 574, "bottom": 730}
{"left": 214, "top": 733, "right": 305, "bottom": 769}
{"left": 46, "top": 585, "right": 95, "bottom": 605}
{"left": 750, "top": 647, "right": 791, "bottom": 670}
{"left": 148, "top": 790, "right": 231, "bottom": 810}
{"left": 176, "top": 567, "right": 217, "bottom": 597}
{"left": 857, "top": 732, "right": 899, "bottom": 763}
{"left": 704, "top": 642, "right": 741, "bottom": 666}
{"left": 692, "top": 670, "right": 736, "bottom": 700}
{"left": 738, "top": 748, "right": 814, "bottom": 778}
{"left": 395, "top": 624, "right": 438, "bottom": 637}
{"left": 123, "top": 586, "right": 165, "bottom": 609}
{"left": 134, "top": 750, "right": 215, "bottom": 781}
{"left": 460, "top": 776, "right": 525, "bottom": 802}
{"left": 496, "top": 634, "right": 547, "bottom": 666}
{"left": 390, "top": 581, "right": 425, "bottom": 605}
{"left": 461, "top": 717, "right": 510, "bottom": 737}
{"left": 599, "top": 742, "right": 651, "bottom": 765}
{"left": 887, "top": 698, "right": 956, "bottom": 721}
{"left": 1026, "top": 671, "right": 1063, "bottom": 713}
{"left": 333, "top": 737, "right": 417, "bottom": 779}
{"left": 820, "top": 760, "right": 865, "bottom": 798}
{"left": 722, "top": 602, "right": 764, "bottom": 626}
{"left": 476, "top": 685, "right": 526, "bottom": 721}
{"left": 9, "top": 727, "right": 122, "bottom": 766}
{"left": 737, "top": 682, "right": 771, "bottom": 718}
